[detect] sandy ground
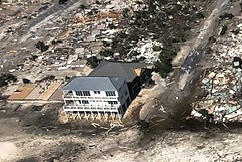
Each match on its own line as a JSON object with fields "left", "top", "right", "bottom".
{"left": 0, "top": 142, "right": 19, "bottom": 161}
{"left": 1, "top": 104, "right": 242, "bottom": 162}
{"left": 122, "top": 72, "right": 167, "bottom": 124}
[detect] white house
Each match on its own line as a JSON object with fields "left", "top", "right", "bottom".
{"left": 62, "top": 60, "right": 150, "bottom": 120}
{"left": 62, "top": 76, "right": 131, "bottom": 117}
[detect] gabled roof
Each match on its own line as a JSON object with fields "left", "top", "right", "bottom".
{"left": 89, "top": 60, "right": 146, "bottom": 82}
{"left": 62, "top": 76, "right": 125, "bottom": 91}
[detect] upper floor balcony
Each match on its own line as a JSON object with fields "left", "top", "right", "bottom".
{"left": 62, "top": 93, "right": 118, "bottom": 100}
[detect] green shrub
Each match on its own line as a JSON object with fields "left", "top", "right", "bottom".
{"left": 87, "top": 56, "right": 100, "bottom": 68}
{"left": 99, "top": 49, "right": 114, "bottom": 57}
{"left": 154, "top": 49, "right": 176, "bottom": 77}
{"left": 0, "top": 74, "right": 17, "bottom": 87}
{"left": 35, "top": 41, "right": 49, "bottom": 52}
{"left": 154, "top": 60, "right": 172, "bottom": 78}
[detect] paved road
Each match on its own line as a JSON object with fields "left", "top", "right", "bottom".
{"left": 27, "top": 0, "right": 81, "bottom": 30}
{"left": 179, "top": 0, "right": 230, "bottom": 90}
{"left": 18, "top": 0, "right": 85, "bottom": 43}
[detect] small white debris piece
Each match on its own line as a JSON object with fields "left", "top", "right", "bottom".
{"left": 191, "top": 110, "right": 202, "bottom": 118}
{"left": 233, "top": 61, "right": 240, "bottom": 67}
{"left": 9, "top": 69, "right": 15, "bottom": 73}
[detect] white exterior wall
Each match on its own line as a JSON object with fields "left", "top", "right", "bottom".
{"left": 73, "top": 90, "right": 119, "bottom": 108}
{"left": 62, "top": 83, "right": 128, "bottom": 115}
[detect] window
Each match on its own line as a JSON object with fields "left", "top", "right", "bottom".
{"left": 108, "top": 101, "right": 118, "bottom": 105}
{"left": 125, "top": 90, "right": 128, "bottom": 96}
{"left": 76, "top": 91, "right": 90, "bottom": 96}
{"left": 66, "top": 100, "right": 73, "bottom": 104}
{"left": 82, "top": 100, "right": 89, "bottom": 104}
{"left": 76, "top": 91, "right": 83, "bottom": 96}
{"left": 94, "top": 91, "right": 100, "bottom": 94}
{"left": 106, "top": 91, "right": 116, "bottom": 96}
{"left": 83, "top": 91, "right": 90, "bottom": 96}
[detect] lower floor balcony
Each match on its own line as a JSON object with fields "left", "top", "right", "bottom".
{"left": 63, "top": 105, "right": 119, "bottom": 113}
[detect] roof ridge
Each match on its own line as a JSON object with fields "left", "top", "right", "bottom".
{"left": 117, "top": 62, "right": 130, "bottom": 78}
{"left": 89, "top": 60, "right": 146, "bottom": 82}
{"left": 109, "top": 77, "right": 125, "bottom": 90}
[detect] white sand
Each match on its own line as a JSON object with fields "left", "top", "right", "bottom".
{"left": 0, "top": 142, "right": 19, "bottom": 162}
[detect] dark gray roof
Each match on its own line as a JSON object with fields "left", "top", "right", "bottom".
{"left": 62, "top": 76, "right": 125, "bottom": 91}
{"left": 89, "top": 60, "right": 146, "bottom": 82}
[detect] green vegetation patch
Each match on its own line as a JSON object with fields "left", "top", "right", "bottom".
{"left": 0, "top": 74, "right": 17, "bottom": 87}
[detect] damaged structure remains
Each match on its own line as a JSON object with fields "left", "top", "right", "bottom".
{"left": 191, "top": 19, "right": 242, "bottom": 124}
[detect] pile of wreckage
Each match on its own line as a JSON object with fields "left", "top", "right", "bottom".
{"left": 14, "top": 0, "right": 161, "bottom": 72}
{"left": 17, "top": 0, "right": 147, "bottom": 69}
{"left": 25, "top": 0, "right": 170, "bottom": 65}
{"left": 191, "top": 23, "right": 242, "bottom": 123}
{"left": 1, "top": 0, "right": 211, "bottom": 76}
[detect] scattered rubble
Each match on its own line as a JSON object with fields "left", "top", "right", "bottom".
{"left": 0, "top": 0, "right": 212, "bottom": 79}
{"left": 191, "top": 14, "right": 242, "bottom": 123}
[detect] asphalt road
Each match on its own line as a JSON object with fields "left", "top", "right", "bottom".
{"left": 28, "top": 0, "right": 81, "bottom": 30}
{"left": 179, "top": 0, "right": 230, "bottom": 89}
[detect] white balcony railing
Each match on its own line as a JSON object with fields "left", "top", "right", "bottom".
{"left": 63, "top": 105, "right": 119, "bottom": 113}
{"left": 62, "top": 95, "right": 118, "bottom": 100}
{"left": 64, "top": 103, "right": 120, "bottom": 109}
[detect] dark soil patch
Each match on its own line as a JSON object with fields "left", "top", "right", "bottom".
{"left": 16, "top": 156, "right": 40, "bottom": 162}
{"left": 40, "top": 141, "right": 86, "bottom": 162}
